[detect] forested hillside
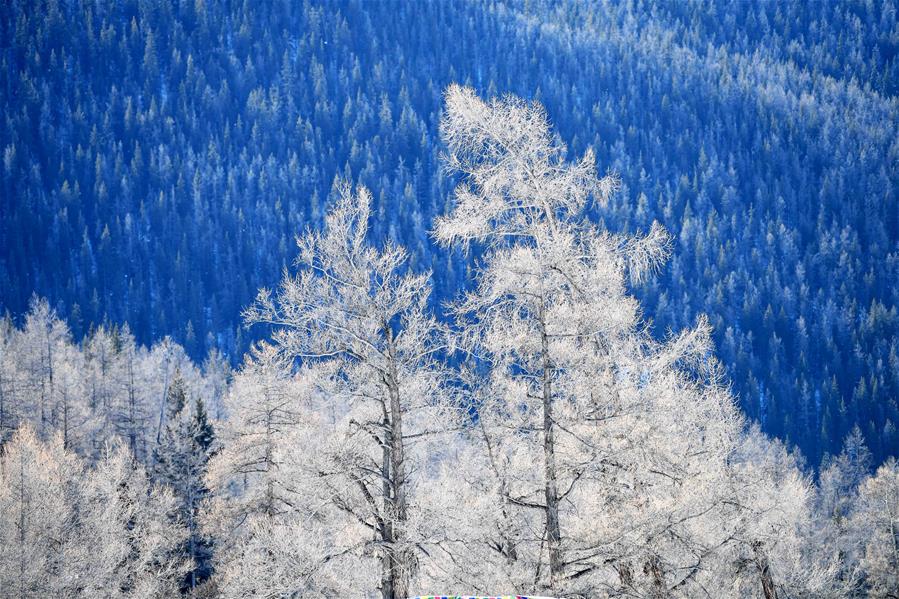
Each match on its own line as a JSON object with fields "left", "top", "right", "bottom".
{"left": 2, "top": 81, "right": 899, "bottom": 598}
{"left": 1, "top": 0, "right": 898, "bottom": 468}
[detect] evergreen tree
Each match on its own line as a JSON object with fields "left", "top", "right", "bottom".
{"left": 152, "top": 369, "right": 216, "bottom": 591}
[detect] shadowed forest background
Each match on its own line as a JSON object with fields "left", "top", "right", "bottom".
{"left": 1, "top": 0, "right": 898, "bottom": 492}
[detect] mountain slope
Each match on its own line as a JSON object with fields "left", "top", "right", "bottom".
{"left": 1, "top": 0, "right": 897, "bottom": 465}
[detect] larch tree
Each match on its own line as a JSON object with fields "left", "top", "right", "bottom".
{"left": 0, "top": 312, "right": 21, "bottom": 445}
{"left": 202, "top": 347, "right": 232, "bottom": 421}
{"left": 432, "top": 85, "right": 836, "bottom": 598}
{"left": 17, "top": 297, "right": 73, "bottom": 439}
{"left": 721, "top": 426, "right": 848, "bottom": 599}
{"left": 815, "top": 426, "right": 873, "bottom": 591}
{"left": 204, "top": 343, "right": 310, "bottom": 596}
{"left": 77, "top": 441, "right": 191, "bottom": 598}
{"left": 434, "top": 83, "right": 675, "bottom": 593}
{"left": 5, "top": 300, "right": 94, "bottom": 453}
{"left": 51, "top": 341, "right": 89, "bottom": 452}
{"left": 0, "top": 426, "right": 82, "bottom": 598}
{"left": 204, "top": 344, "right": 355, "bottom": 597}
{"left": 82, "top": 325, "right": 123, "bottom": 445}
{"left": 205, "top": 343, "right": 307, "bottom": 528}
{"left": 148, "top": 337, "right": 198, "bottom": 449}
{"left": 0, "top": 302, "right": 215, "bottom": 462}
{"left": 849, "top": 458, "right": 899, "bottom": 598}
{"left": 239, "top": 182, "right": 458, "bottom": 598}
{"left": 0, "top": 426, "right": 189, "bottom": 598}
{"left": 108, "top": 325, "right": 154, "bottom": 463}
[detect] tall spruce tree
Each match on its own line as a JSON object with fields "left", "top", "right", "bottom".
{"left": 152, "top": 369, "right": 216, "bottom": 590}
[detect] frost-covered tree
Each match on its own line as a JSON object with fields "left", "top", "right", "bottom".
{"left": 723, "top": 427, "right": 848, "bottom": 599}
{"left": 820, "top": 427, "right": 873, "bottom": 523}
{"left": 0, "top": 312, "right": 22, "bottom": 445}
{"left": 82, "top": 325, "right": 125, "bottom": 443}
{"left": 204, "top": 343, "right": 301, "bottom": 576}
{"left": 815, "top": 426, "right": 873, "bottom": 590}
{"left": 205, "top": 344, "right": 355, "bottom": 597}
{"left": 152, "top": 369, "right": 216, "bottom": 590}
{"left": 0, "top": 301, "right": 217, "bottom": 462}
{"left": 16, "top": 297, "right": 76, "bottom": 439}
{"left": 0, "top": 426, "right": 82, "bottom": 597}
{"left": 435, "top": 84, "right": 690, "bottom": 592}
{"left": 206, "top": 344, "right": 305, "bottom": 526}
{"left": 202, "top": 348, "right": 232, "bottom": 421}
{"left": 435, "top": 82, "right": 639, "bottom": 593}
{"left": 432, "top": 85, "right": 838, "bottom": 598}
{"left": 0, "top": 426, "right": 188, "bottom": 597}
{"left": 77, "top": 442, "right": 191, "bottom": 597}
{"left": 107, "top": 325, "right": 154, "bottom": 462}
{"left": 849, "top": 458, "right": 899, "bottom": 598}
{"left": 234, "top": 183, "right": 458, "bottom": 598}
{"left": 0, "top": 299, "right": 95, "bottom": 453}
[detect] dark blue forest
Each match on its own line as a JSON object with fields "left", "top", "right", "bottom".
{"left": 1, "top": 0, "right": 898, "bottom": 469}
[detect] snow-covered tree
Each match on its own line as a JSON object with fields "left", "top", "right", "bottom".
{"left": 152, "top": 369, "right": 216, "bottom": 590}
{"left": 432, "top": 85, "right": 838, "bottom": 598}
{"left": 435, "top": 84, "right": 682, "bottom": 593}
{"left": 238, "top": 182, "right": 458, "bottom": 598}
{"left": 202, "top": 347, "right": 232, "bottom": 421}
{"left": 16, "top": 297, "right": 78, "bottom": 439}
{"left": 815, "top": 426, "right": 873, "bottom": 591}
{"left": 0, "top": 312, "right": 22, "bottom": 445}
{"left": 206, "top": 343, "right": 358, "bottom": 597}
{"left": 77, "top": 442, "right": 190, "bottom": 597}
{"left": 849, "top": 458, "right": 899, "bottom": 598}
{"left": 82, "top": 325, "right": 125, "bottom": 444}
{"left": 0, "top": 301, "right": 217, "bottom": 463}
{"left": 0, "top": 426, "right": 188, "bottom": 597}
{"left": 0, "top": 426, "right": 82, "bottom": 597}
{"left": 107, "top": 325, "right": 154, "bottom": 462}
{"left": 721, "top": 427, "right": 848, "bottom": 598}
{"left": 206, "top": 344, "right": 305, "bottom": 525}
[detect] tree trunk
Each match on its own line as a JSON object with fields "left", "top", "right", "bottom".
{"left": 644, "top": 554, "right": 666, "bottom": 598}
{"left": 156, "top": 364, "right": 170, "bottom": 446}
{"left": 380, "top": 437, "right": 395, "bottom": 599}
{"left": 888, "top": 513, "right": 898, "bottom": 597}
{"left": 0, "top": 371, "right": 7, "bottom": 445}
{"left": 539, "top": 307, "right": 563, "bottom": 588}
{"left": 127, "top": 354, "right": 138, "bottom": 456}
{"left": 61, "top": 390, "right": 69, "bottom": 450}
{"left": 752, "top": 541, "right": 779, "bottom": 599}
{"left": 382, "top": 325, "right": 410, "bottom": 599}
{"left": 18, "top": 449, "right": 27, "bottom": 599}
{"left": 263, "top": 403, "right": 275, "bottom": 517}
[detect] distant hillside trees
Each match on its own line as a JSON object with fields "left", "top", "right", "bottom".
{"left": 1, "top": 85, "right": 897, "bottom": 598}
{"left": 1, "top": 0, "right": 897, "bottom": 467}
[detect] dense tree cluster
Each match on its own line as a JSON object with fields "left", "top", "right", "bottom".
{"left": 0, "top": 0, "right": 897, "bottom": 466}
{"left": 0, "top": 297, "right": 226, "bottom": 592}
{"left": 0, "top": 427, "right": 190, "bottom": 598}
{"left": 2, "top": 86, "right": 898, "bottom": 598}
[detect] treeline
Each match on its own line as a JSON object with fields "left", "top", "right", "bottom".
{"left": 0, "top": 298, "right": 225, "bottom": 594}
{"left": 2, "top": 87, "right": 898, "bottom": 599}
{"left": 0, "top": 297, "right": 229, "bottom": 458}
{"left": 1, "top": 0, "right": 897, "bottom": 467}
